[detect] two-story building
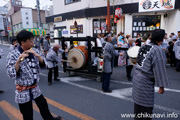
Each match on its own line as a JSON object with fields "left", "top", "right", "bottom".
{"left": 0, "top": 6, "right": 8, "bottom": 41}
{"left": 10, "top": 7, "right": 48, "bottom": 37}
{"left": 46, "top": 0, "right": 180, "bottom": 44}
{"left": 7, "top": 0, "right": 49, "bottom": 38}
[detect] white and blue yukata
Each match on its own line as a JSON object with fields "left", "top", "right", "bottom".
{"left": 6, "top": 46, "right": 46, "bottom": 103}
{"left": 6, "top": 46, "right": 56, "bottom": 120}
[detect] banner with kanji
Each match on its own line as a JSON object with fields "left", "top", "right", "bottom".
{"left": 139, "top": 0, "right": 175, "bottom": 12}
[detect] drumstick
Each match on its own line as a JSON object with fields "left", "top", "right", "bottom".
{"left": 20, "top": 48, "right": 32, "bottom": 61}
{"left": 62, "top": 60, "right": 73, "bottom": 63}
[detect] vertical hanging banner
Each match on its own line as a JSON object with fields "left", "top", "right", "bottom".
{"left": 3, "top": 18, "right": 8, "bottom": 36}
{"left": 139, "top": 0, "right": 175, "bottom": 12}
{"left": 21, "top": 8, "right": 33, "bottom": 28}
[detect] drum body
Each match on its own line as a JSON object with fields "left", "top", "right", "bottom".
{"left": 67, "top": 46, "right": 88, "bottom": 69}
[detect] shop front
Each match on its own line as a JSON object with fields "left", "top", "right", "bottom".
{"left": 46, "top": 0, "right": 180, "bottom": 39}
{"left": 93, "top": 17, "right": 118, "bottom": 37}
{"left": 132, "top": 15, "right": 161, "bottom": 38}
{"left": 130, "top": 0, "right": 179, "bottom": 38}
{"left": 93, "top": 19, "right": 107, "bottom": 37}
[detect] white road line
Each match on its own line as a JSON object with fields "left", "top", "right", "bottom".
{"left": 40, "top": 73, "right": 180, "bottom": 115}
{"left": 60, "top": 77, "right": 91, "bottom": 82}
{"left": 45, "top": 72, "right": 180, "bottom": 93}
{"left": 111, "top": 80, "right": 132, "bottom": 85}
{"left": 116, "top": 88, "right": 132, "bottom": 97}
{"left": 154, "top": 104, "right": 180, "bottom": 115}
{"left": 164, "top": 88, "right": 180, "bottom": 93}
{"left": 62, "top": 81, "right": 180, "bottom": 115}
{"left": 63, "top": 82, "right": 180, "bottom": 115}
{"left": 40, "top": 73, "right": 91, "bottom": 82}
{"left": 112, "top": 81, "right": 180, "bottom": 94}
{"left": 58, "top": 71, "right": 64, "bottom": 73}
{"left": 155, "top": 87, "right": 180, "bottom": 93}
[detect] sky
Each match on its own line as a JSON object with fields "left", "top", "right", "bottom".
{"left": 0, "top": 0, "right": 53, "bottom": 10}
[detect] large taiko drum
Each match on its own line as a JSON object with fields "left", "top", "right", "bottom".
{"left": 67, "top": 46, "right": 88, "bottom": 69}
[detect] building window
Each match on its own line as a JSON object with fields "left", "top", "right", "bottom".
{"left": 132, "top": 15, "right": 161, "bottom": 38}
{"left": 33, "top": 23, "right": 38, "bottom": 28}
{"left": 93, "top": 19, "right": 116, "bottom": 37}
{"left": 42, "top": 24, "right": 49, "bottom": 29}
{"left": 65, "top": 0, "right": 81, "bottom": 5}
{"left": 19, "top": 2, "right": 22, "bottom": 5}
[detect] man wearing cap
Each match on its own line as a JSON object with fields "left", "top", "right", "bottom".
{"left": 102, "top": 33, "right": 119, "bottom": 93}
{"left": 173, "top": 30, "right": 180, "bottom": 71}
{"left": 43, "top": 35, "right": 51, "bottom": 57}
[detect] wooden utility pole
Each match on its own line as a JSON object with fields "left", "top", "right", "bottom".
{"left": 107, "top": 0, "right": 111, "bottom": 33}
{"left": 36, "top": 0, "right": 42, "bottom": 37}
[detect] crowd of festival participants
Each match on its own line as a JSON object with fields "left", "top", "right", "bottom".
{"left": 0, "top": 29, "right": 179, "bottom": 120}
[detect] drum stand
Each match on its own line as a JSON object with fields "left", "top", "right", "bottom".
{"left": 54, "top": 36, "right": 103, "bottom": 82}
{"left": 54, "top": 37, "right": 128, "bottom": 82}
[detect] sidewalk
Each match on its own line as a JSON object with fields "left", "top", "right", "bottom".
{"left": 0, "top": 41, "right": 11, "bottom": 47}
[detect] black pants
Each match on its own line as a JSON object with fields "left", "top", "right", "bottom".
{"left": 48, "top": 66, "right": 59, "bottom": 83}
{"left": 134, "top": 103, "right": 153, "bottom": 120}
{"left": 126, "top": 65, "right": 133, "bottom": 78}
{"left": 170, "top": 54, "right": 176, "bottom": 66}
{"left": 114, "top": 56, "right": 119, "bottom": 67}
{"left": 102, "top": 72, "right": 111, "bottom": 91}
{"left": 176, "top": 59, "right": 180, "bottom": 71}
{"left": 18, "top": 95, "right": 54, "bottom": 120}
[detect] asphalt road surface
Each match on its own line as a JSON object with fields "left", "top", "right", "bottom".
{"left": 0, "top": 44, "right": 180, "bottom": 120}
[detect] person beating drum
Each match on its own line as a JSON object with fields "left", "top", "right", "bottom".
{"left": 46, "top": 44, "right": 66, "bottom": 86}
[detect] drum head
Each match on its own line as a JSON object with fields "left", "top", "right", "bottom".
{"left": 67, "top": 48, "right": 86, "bottom": 69}
{"left": 127, "top": 46, "right": 140, "bottom": 58}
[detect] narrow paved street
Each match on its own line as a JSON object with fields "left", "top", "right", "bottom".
{"left": 0, "top": 44, "right": 180, "bottom": 120}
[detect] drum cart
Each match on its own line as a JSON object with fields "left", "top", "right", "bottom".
{"left": 54, "top": 37, "right": 128, "bottom": 82}
{"left": 54, "top": 36, "right": 103, "bottom": 82}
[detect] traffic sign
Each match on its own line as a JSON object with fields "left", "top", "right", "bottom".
{"left": 7, "top": 27, "right": 11, "bottom": 30}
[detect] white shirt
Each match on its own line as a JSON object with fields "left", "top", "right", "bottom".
{"left": 96, "top": 38, "right": 102, "bottom": 47}
{"left": 146, "top": 39, "right": 151, "bottom": 45}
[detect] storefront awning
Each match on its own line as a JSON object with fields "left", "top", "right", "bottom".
{"left": 25, "top": 28, "right": 46, "bottom": 36}
{"left": 13, "top": 28, "right": 46, "bottom": 36}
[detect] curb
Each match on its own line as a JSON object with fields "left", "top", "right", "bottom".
{"left": 0, "top": 44, "right": 11, "bottom": 47}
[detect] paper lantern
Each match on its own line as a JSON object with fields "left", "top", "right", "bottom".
{"left": 115, "top": 8, "right": 123, "bottom": 19}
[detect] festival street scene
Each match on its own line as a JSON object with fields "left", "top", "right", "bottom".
{"left": 0, "top": 0, "right": 180, "bottom": 120}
